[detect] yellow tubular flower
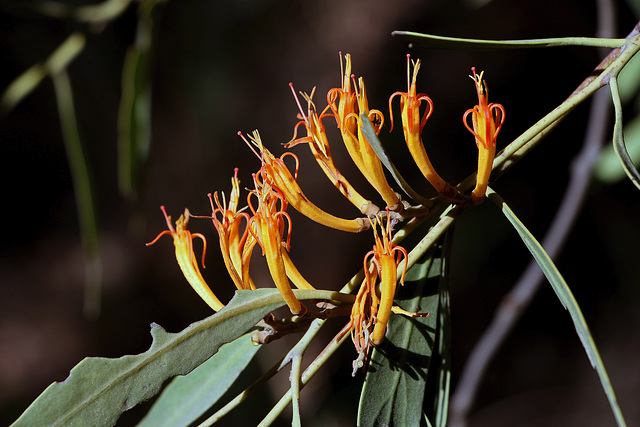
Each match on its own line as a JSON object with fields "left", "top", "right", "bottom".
{"left": 209, "top": 169, "right": 256, "bottom": 290}
{"left": 282, "top": 250, "right": 315, "bottom": 290}
{"left": 327, "top": 52, "right": 358, "bottom": 136}
{"left": 243, "top": 131, "right": 368, "bottom": 233}
{"left": 146, "top": 206, "right": 225, "bottom": 312}
{"left": 248, "top": 177, "right": 306, "bottom": 315}
{"left": 286, "top": 85, "right": 377, "bottom": 215}
{"left": 463, "top": 67, "right": 505, "bottom": 204}
{"left": 352, "top": 78, "right": 402, "bottom": 209}
{"left": 365, "top": 215, "right": 408, "bottom": 346}
{"left": 342, "top": 212, "right": 408, "bottom": 371}
{"left": 349, "top": 276, "right": 377, "bottom": 355}
{"left": 389, "top": 56, "right": 456, "bottom": 199}
{"left": 328, "top": 54, "right": 401, "bottom": 210}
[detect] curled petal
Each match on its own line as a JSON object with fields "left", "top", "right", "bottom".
{"left": 389, "top": 55, "right": 455, "bottom": 199}
{"left": 464, "top": 68, "right": 505, "bottom": 203}
{"left": 147, "top": 206, "right": 225, "bottom": 312}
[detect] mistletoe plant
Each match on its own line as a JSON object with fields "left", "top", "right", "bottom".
{"left": 9, "top": 9, "right": 640, "bottom": 427}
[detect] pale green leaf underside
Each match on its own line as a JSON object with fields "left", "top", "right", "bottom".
{"left": 487, "top": 188, "right": 626, "bottom": 427}
{"left": 11, "top": 289, "right": 350, "bottom": 427}
{"left": 392, "top": 31, "right": 626, "bottom": 49}
{"left": 137, "top": 333, "right": 260, "bottom": 427}
{"left": 358, "top": 244, "right": 442, "bottom": 427}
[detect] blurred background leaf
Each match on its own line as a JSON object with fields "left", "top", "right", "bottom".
{"left": 118, "top": 0, "right": 163, "bottom": 202}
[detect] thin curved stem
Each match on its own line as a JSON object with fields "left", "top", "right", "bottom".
{"left": 257, "top": 326, "right": 352, "bottom": 426}
{"left": 198, "top": 318, "right": 325, "bottom": 427}
{"left": 610, "top": 76, "right": 640, "bottom": 189}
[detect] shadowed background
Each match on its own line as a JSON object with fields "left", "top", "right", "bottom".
{"left": 1, "top": 0, "right": 639, "bottom": 425}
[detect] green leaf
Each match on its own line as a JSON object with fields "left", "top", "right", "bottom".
{"left": 33, "top": 0, "right": 133, "bottom": 24}
{"left": 358, "top": 243, "right": 442, "bottom": 427}
{"left": 486, "top": 188, "right": 627, "bottom": 427}
{"left": 432, "top": 232, "right": 452, "bottom": 427}
{"left": 118, "top": 0, "right": 163, "bottom": 200}
{"left": 624, "top": 0, "right": 640, "bottom": 18}
{"left": 609, "top": 76, "right": 640, "bottom": 191}
{"left": 616, "top": 45, "right": 640, "bottom": 104}
{"left": 594, "top": 113, "right": 640, "bottom": 184}
{"left": 392, "top": 31, "right": 626, "bottom": 50}
{"left": 137, "top": 333, "right": 260, "bottom": 427}
{"left": 51, "top": 70, "right": 101, "bottom": 318}
{"left": 11, "top": 289, "right": 350, "bottom": 427}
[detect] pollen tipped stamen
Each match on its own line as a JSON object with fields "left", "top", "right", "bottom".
{"left": 238, "top": 131, "right": 262, "bottom": 161}
{"left": 289, "top": 82, "right": 309, "bottom": 123}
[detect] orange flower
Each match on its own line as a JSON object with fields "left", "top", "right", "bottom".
{"left": 146, "top": 207, "right": 225, "bottom": 312}
{"left": 364, "top": 214, "right": 408, "bottom": 346}
{"left": 243, "top": 131, "right": 368, "bottom": 233}
{"left": 327, "top": 52, "right": 358, "bottom": 136}
{"left": 463, "top": 67, "right": 505, "bottom": 204}
{"left": 345, "top": 212, "right": 409, "bottom": 373}
{"left": 248, "top": 174, "right": 308, "bottom": 315}
{"left": 389, "top": 55, "right": 456, "bottom": 199}
{"left": 328, "top": 54, "right": 402, "bottom": 210}
{"left": 287, "top": 85, "right": 376, "bottom": 215}
{"left": 209, "top": 169, "right": 256, "bottom": 291}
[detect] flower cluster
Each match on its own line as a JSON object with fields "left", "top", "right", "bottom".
{"left": 147, "top": 53, "right": 504, "bottom": 358}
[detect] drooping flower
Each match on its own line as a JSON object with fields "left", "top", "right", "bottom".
{"left": 286, "top": 85, "right": 377, "bottom": 216}
{"left": 364, "top": 214, "right": 408, "bottom": 346}
{"left": 247, "top": 173, "right": 309, "bottom": 315}
{"left": 389, "top": 55, "right": 456, "bottom": 199}
{"left": 209, "top": 169, "right": 256, "bottom": 291}
{"left": 343, "top": 212, "right": 409, "bottom": 374}
{"left": 463, "top": 67, "right": 505, "bottom": 204}
{"left": 243, "top": 130, "right": 368, "bottom": 233}
{"left": 146, "top": 206, "right": 225, "bottom": 312}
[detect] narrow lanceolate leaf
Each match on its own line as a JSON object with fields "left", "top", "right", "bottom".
{"left": 137, "top": 333, "right": 261, "bottom": 427}
{"left": 358, "top": 243, "right": 442, "bottom": 427}
{"left": 51, "top": 70, "right": 102, "bottom": 318}
{"left": 432, "top": 232, "right": 452, "bottom": 427}
{"left": 11, "top": 289, "right": 350, "bottom": 427}
{"left": 118, "top": 0, "right": 163, "bottom": 199}
{"left": 486, "top": 188, "right": 627, "bottom": 427}
{"left": 392, "top": 31, "right": 626, "bottom": 50}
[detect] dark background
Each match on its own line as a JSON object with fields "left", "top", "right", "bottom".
{"left": 1, "top": 0, "right": 639, "bottom": 425}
